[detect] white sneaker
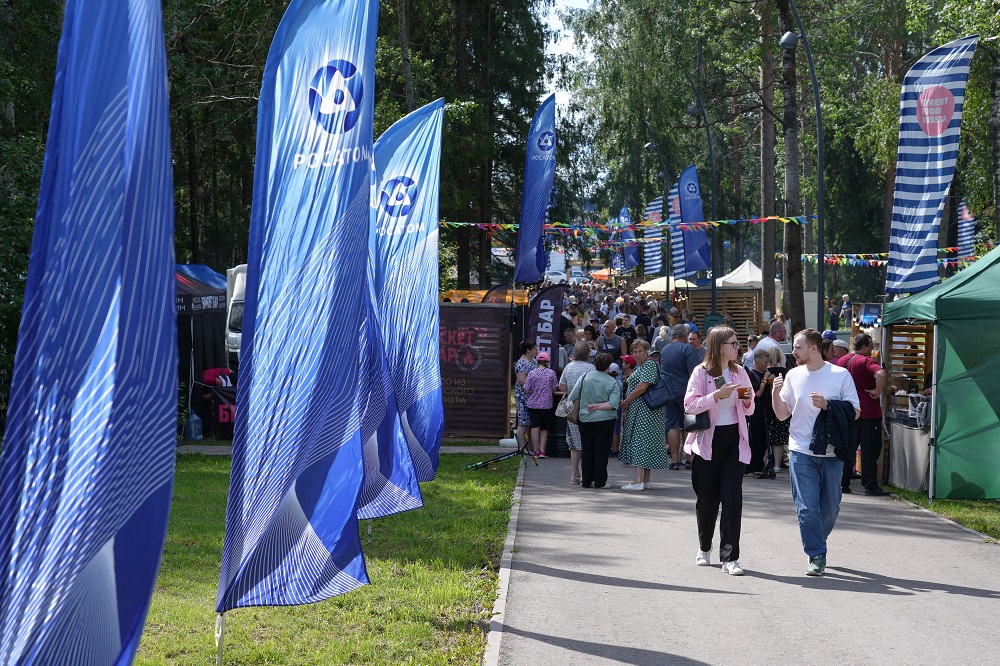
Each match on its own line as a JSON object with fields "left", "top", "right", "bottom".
{"left": 722, "top": 561, "right": 744, "bottom": 576}
{"left": 696, "top": 551, "right": 711, "bottom": 566}
{"left": 643, "top": 482, "right": 654, "bottom": 490}
{"left": 621, "top": 482, "right": 645, "bottom": 491}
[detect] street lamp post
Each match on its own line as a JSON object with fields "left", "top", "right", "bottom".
{"left": 780, "top": 0, "right": 825, "bottom": 330}
{"left": 684, "top": 73, "right": 718, "bottom": 316}
{"left": 643, "top": 120, "right": 672, "bottom": 286}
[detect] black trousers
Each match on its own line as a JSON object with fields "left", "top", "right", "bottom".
{"left": 691, "top": 424, "right": 744, "bottom": 562}
{"left": 579, "top": 419, "right": 616, "bottom": 488}
{"left": 842, "top": 450, "right": 856, "bottom": 489}
{"left": 858, "top": 417, "right": 883, "bottom": 489}
{"left": 747, "top": 417, "right": 768, "bottom": 474}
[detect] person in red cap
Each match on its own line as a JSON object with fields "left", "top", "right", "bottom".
{"left": 523, "top": 351, "right": 559, "bottom": 458}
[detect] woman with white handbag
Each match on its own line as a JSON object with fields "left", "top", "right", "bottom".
{"left": 557, "top": 342, "right": 595, "bottom": 484}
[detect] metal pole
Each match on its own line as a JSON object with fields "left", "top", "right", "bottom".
{"left": 685, "top": 73, "right": 717, "bottom": 315}
{"left": 786, "top": 0, "right": 825, "bottom": 330}
{"left": 929, "top": 323, "right": 938, "bottom": 499}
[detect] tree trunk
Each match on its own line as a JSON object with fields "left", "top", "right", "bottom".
{"left": 990, "top": 45, "right": 1000, "bottom": 232}
{"left": 883, "top": 33, "right": 902, "bottom": 252}
{"left": 455, "top": 0, "right": 472, "bottom": 289}
{"left": 801, "top": 80, "right": 815, "bottom": 292}
{"left": 398, "top": 0, "right": 415, "bottom": 113}
{"left": 777, "top": 0, "right": 804, "bottom": 332}
{"left": 185, "top": 111, "right": 203, "bottom": 264}
{"left": 479, "top": 160, "right": 492, "bottom": 288}
{"left": 729, "top": 90, "right": 742, "bottom": 272}
{"left": 759, "top": 1, "right": 777, "bottom": 324}
{"left": 1, "top": 1, "right": 13, "bottom": 132}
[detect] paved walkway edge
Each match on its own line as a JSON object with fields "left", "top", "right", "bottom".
{"left": 892, "top": 492, "right": 997, "bottom": 542}
{"left": 481, "top": 461, "right": 526, "bottom": 666}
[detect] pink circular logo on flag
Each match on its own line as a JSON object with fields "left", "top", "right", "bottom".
{"left": 670, "top": 196, "right": 681, "bottom": 216}
{"left": 916, "top": 86, "right": 955, "bottom": 137}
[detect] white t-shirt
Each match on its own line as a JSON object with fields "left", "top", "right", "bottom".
{"left": 778, "top": 362, "right": 860, "bottom": 456}
{"left": 747, "top": 335, "right": 781, "bottom": 369}
{"left": 715, "top": 368, "right": 739, "bottom": 426}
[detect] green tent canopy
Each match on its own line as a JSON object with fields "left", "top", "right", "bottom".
{"left": 884, "top": 244, "right": 1000, "bottom": 324}
{"left": 884, "top": 245, "right": 1000, "bottom": 499}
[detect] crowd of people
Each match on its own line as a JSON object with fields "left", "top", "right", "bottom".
{"left": 512, "top": 283, "right": 887, "bottom": 578}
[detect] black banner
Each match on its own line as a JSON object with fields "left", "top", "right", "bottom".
{"left": 481, "top": 283, "right": 510, "bottom": 303}
{"left": 525, "top": 284, "right": 568, "bottom": 376}
{"left": 208, "top": 385, "right": 237, "bottom": 440}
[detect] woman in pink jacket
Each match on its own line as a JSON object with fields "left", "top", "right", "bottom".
{"left": 683, "top": 326, "right": 755, "bottom": 576}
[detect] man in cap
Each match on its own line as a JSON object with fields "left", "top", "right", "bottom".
{"left": 831, "top": 339, "right": 850, "bottom": 362}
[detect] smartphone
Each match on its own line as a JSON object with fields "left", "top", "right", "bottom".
{"left": 714, "top": 376, "right": 726, "bottom": 390}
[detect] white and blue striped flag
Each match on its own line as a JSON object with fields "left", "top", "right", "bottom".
{"left": 362, "top": 99, "right": 446, "bottom": 519}
{"left": 668, "top": 184, "right": 686, "bottom": 278}
{"left": 643, "top": 197, "right": 663, "bottom": 275}
{"left": 216, "top": 0, "right": 379, "bottom": 613}
{"left": 886, "top": 35, "right": 979, "bottom": 294}
{"left": 0, "top": 0, "right": 176, "bottom": 662}
{"left": 957, "top": 199, "right": 975, "bottom": 258}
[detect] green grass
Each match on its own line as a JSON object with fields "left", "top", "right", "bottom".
{"left": 889, "top": 485, "right": 1000, "bottom": 541}
{"left": 136, "top": 454, "right": 520, "bottom": 665}
{"left": 179, "top": 435, "right": 232, "bottom": 446}
{"left": 440, "top": 440, "right": 505, "bottom": 446}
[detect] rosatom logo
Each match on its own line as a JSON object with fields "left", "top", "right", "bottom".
{"left": 309, "top": 59, "right": 364, "bottom": 134}
{"left": 685, "top": 181, "right": 699, "bottom": 196}
{"left": 380, "top": 177, "right": 418, "bottom": 217}
{"left": 295, "top": 59, "right": 370, "bottom": 169}
{"left": 376, "top": 176, "right": 426, "bottom": 236}
{"left": 537, "top": 131, "right": 555, "bottom": 151}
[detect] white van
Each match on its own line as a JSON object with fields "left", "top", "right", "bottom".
{"left": 226, "top": 264, "right": 247, "bottom": 369}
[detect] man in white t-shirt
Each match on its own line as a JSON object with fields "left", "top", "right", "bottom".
{"left": 772, "top": 328, "right": 859, "bottom": 577}
{"left": 745, "top": 320, "right": 787, "bottom": 371}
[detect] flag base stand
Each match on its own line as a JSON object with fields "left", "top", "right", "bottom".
{"left": 215, "top": 612, "right": 226, "bottom": 666}
{"left": 464, "top": 431, "right": 538, "bottom": 470}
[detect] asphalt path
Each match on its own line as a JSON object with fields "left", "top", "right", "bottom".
{"left": 495, "top": 455, "right": 1000, "bottom": 666}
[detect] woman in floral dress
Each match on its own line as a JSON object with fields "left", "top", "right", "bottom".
{"left": 619, "top": 339, "right": 668, "bottom": 490}
{"left": 514, "top": 340, "right": 538, "bottom": 447}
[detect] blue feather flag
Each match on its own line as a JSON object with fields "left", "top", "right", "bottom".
{"left": 619, "top": 206, "right": 639, "bottom": 271}
{"left": 514, "top": 94, "right": 557, "bottom": 283}
{"left": 360, "top": 99, "right": 446, "bottom": 519}
{"left": 677, "top": 166, "right": 711, "bottom": 274}
{"left": 216, "top": 0, "right": 379, "bottom": 612}
{"left": 886, "top": 35, "right": 978, "bottom": 294}
{"left": 0, "top": 0, "right": 176, "bottom": 662}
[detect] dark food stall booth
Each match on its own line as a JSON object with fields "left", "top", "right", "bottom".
{"left": 176, "top": 265, "right": 229, "bottom": 439}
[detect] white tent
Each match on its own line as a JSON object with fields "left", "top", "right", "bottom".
{"left": 716, "top": 259, "right": 765, "bottom": 287}
{"left": 715, "top": 259, "right": 782, "bottom": 311}
{"left": 635, "top": 276, "right": 696, "bottom": 292}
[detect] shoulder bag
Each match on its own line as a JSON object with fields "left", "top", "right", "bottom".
{"left": 682, "top": 369, "right": 711, "bottom": 432}
{"left": 557, "top": 372, "right": 585, "bottom": 424}
{"left": 641, "top": 366, "right": 672, "bottom": 410}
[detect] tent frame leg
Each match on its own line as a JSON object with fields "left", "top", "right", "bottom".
{"left": 928, "top": 323, "right": 938, "bottom": 500}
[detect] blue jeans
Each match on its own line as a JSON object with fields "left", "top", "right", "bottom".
{"left": 789, "top": 451, "right": 843, "bottom": 558}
